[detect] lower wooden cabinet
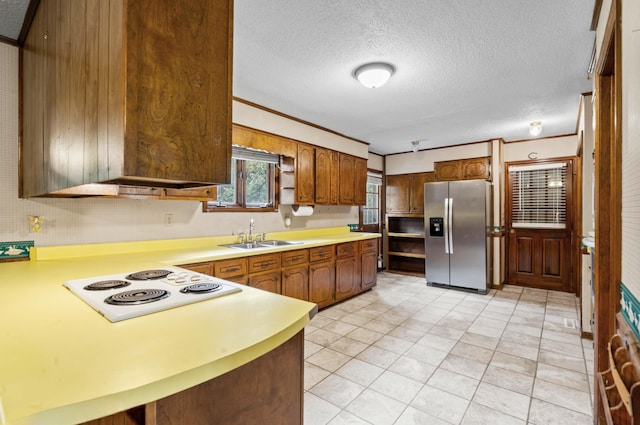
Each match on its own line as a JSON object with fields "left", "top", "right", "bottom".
{"left": 249, "top": 270, "right": 282, "bottom": 293}
{"left": 181, "top": 238, "right": 378, "bottom": 309}
{"left": 360, "top": 239, "right": 378, "bottom": 291}
{"left": 309, "top": 260, "right": 335, "bottom": 308}
{"left": 282, "top": 265, "right": 309, "bottom": 301}
{"left": 335, "top": 242, "right": 360, "bottom": 301}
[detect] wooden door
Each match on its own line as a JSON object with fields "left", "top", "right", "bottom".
{"left": 296, "top": 144, "right": 315, "bottom": 204}
{"left": 354, "top": 157, "right": 368, "bottom": 205}
{"left": 386, "top": 174, "right": 410, "bottom": 213}
{"left": 335, "top": 257, "right": 358, "bottom": 301}
{"left": 338, "top": 154, "right": 355, "bottom": 204}
{"left": 309, "top": 261, "right": 335, "bottom": 308}
{"left": 315, "top": 147, "right": 331, "bottom": 204}
{"left": 506, "top": 158, "right": 574, "bottom": 292}
{"left": 462, "top": 157, "right": 490, "bottom": 180}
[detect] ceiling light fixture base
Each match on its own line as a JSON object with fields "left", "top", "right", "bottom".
{"left": 353, "top": 62, "right": 395, "bottom": 89}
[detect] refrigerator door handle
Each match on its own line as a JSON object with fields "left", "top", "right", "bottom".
{"left": 444, "top": 198, "right": 450, "bottom": 254}
{"left": 448, "top": 197, "right": 454, "bottom": 254}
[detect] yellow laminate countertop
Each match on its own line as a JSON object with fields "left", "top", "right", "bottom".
{"left": 0, "top": 226, "right": 380, "bottom": 425}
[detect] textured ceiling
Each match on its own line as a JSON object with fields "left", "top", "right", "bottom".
{"left": 234, "top": 0, "right": 595, "bottom": 154}
{"left": 0, "top": 1, "right": 595, "bottom": 155}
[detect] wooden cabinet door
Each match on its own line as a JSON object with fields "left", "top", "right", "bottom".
{"left": 361, "top": 250, "right": 378, "bottom": 290}
{"left": 248, "top": 271, "right": 281, "bottom": 294}
{"left": 309, "top": 261, "right": 335, "bottom": 308}
{"left": 330, "top": 151, "right": 340, "bottom": 204}
{"left": 338, "top": 154, "right": 355, "bottom": 204}
{"left": 315, "top": 147, "right": 331, "bottom": 204}
{"left": 282, "top": 266, "right": 309, "bottom": 301}
{"left": 409, "top": 172, "right": 435, "bottom": 213}
{"left": 335, "top": 256, "right": 359, "bottom": 301}
{"left": 296, "top": 144, "right": 315, "bottom": 204}
{"left": 354, "top": 157, "right": 368, "bottom": 205}
{"left": 386, "top": 174, "right": 410, "bottom": 213}
{"left": 434, "top": 160, "right": 462, "bottom": 181}
{"left": 461, "top": 157, "right": 490, "bottom": 180}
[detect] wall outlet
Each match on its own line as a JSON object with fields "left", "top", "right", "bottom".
{"left": 164, "top": 214, "right": 173, "bottom": 227}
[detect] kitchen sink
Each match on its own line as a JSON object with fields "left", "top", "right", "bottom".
{"left": 225, "top": 243, "right": 267, "bottom": 250}
{"left": 224, "top": 240, "right": 303, "bottom": 250}
{"left": 259, "top": 240, "right": 303, "bottom": 247}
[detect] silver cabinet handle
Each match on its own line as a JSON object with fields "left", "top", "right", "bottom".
{"left": 448, "top": 197, "right": 454, "bottom": 254}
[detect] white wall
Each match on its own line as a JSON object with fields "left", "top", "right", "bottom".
{"left": 0, "top": 43, "right": 358, "bottom": 247}
{"left": 503, "top": 135, "right": 579, "bottom": 162}
{"left": 385, "top": 143, "right": 491, "bottom": 175}
{"left": 367, "top": 152, "right": 384, "bottom": 172}
{"left": 621, "top": 0, "right": 640, "bottom": 296}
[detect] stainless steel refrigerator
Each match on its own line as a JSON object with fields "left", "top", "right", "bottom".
{"left": 424, "top": 180, "right": 490, "bottom": 294}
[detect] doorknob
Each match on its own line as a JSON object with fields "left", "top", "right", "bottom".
{"left": 510, "top": 229, "right": 515, "bottom": 234}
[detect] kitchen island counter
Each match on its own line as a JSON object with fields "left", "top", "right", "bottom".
{"left": 0, "top": 227, "right": 378, "bottom": 424}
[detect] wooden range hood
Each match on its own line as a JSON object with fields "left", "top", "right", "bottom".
{"left": 20, "top": 0, "right": 233, "bottom": 198}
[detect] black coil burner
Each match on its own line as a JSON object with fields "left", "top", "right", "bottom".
{"left": 180, "top": 282, "right": 222, "bottom": 294}
{"left": 84, "top": 280, "right": 131, "bottom": 291}
{"left": 104, "top": 289, "right": 170, "bottom": 305}
{"left": 125, "top": 269, "right": 172, "bottom": 281}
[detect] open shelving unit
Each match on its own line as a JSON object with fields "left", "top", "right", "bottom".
{"left": 385, "top": 214, "right": 426, "bottom": 276}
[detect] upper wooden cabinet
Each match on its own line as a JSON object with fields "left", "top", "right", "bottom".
{"left": 296, "top": 144, "right": 315, "bottom": 204}
{"left": 386, "top": 172, "right": 435, "bottom": 213}
{"left": 354, "top": 157, "right": 368, "bottom": 205}
{"left": 338, "top": 154, "right": 356, "bottom": 204}
{"left": 21, "top": 0, "right": 233, "bottom": 197}
{"left": 434, "top": 157, "right": 490, "bottom": 181}
{"left": 315, "top": 148, "right": 333, "bottom": 204}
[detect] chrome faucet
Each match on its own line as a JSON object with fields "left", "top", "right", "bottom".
{"left": 248, "top": 219, "right": 255, "bottom": 243}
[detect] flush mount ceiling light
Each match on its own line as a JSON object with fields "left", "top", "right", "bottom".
{"left": 353, "top": 62, "right": 395, "bottom": 88}
{"left": 529, "top": 121, "right": 543, "bottom": 137}
{"left": 411, "top": 140, "right": 421, "bottom": 153}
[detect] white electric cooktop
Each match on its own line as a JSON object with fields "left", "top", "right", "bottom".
{"left": 64, "top": 267, "right": 242, "bottom": 322}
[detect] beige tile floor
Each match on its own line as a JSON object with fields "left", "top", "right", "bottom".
{"left": 303, "top": 272, "right": 594, "bottom": 425}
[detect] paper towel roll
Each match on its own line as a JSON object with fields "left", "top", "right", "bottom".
{"left": 291, "top": 205, "right": 314, "bottom": 216}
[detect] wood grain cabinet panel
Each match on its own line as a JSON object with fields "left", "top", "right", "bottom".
{"left": 213, "top": 258, "right": 248, "bottom": 281}
{"left": 360, "top": 243, "right": 378, "bottom": 291}
{"left": 248, "top": 271, "right": 282, "bottom": 294}
{"left": 434, "top": 157, "right": 490, "bottom": 182}
{"left": 296, "top": 144, "right": 315, "bottom": 204}
{"left": 461, "top": 157, "right": 490, "bottom": 180}
{"left": 281, "top": 249, "right": 309, "bottom": 268}
{"left": 248, "top": 253, "right": 282, "bottom": 274}
{"left": 330, "top": 152, "right": 340, "bottom": 204}
{"left": 386, "top": 172, "right": 435, "bottom": 213}
{"left": 315, "top": 147, "right": 332, "bottom": 204}
{"left": 21, "top": 0, "right": 233, "bottom": 197}
{"left": 354, "top": 157, "right": 368, "bottom": 205}
{"left": 309, "top": 261, "right": 335, "bottom": 308}
{"left": 281, "top": 265, "right": 309, "bottom": 301}
{"left": 338, "top": 154, "right": 356, "bottom": 205}
{"left": 177, "top": 262, "right": 213, "bottom": 276}
{"left": 335, "top": 242, "right": 360, "bottom": 301}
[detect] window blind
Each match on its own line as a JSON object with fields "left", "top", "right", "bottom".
{"left": 231, "top": 145, "right": 280, "bottom": 164}
{"left": 367, "top": 171, "right": 383, "bottom": 186}
{"left": 509, "top": 162, "right": 567, "bottom": 229}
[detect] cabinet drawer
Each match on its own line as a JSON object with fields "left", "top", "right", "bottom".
{"left": 177, "top": 262, "right": 213, "bottom": 276}
{"left": 213, "top": 258, "right": 248, "bottom": 279}
{"left": 336, "top": 242, "right": 357, "bottom": 258}
{"left": 309, "top": 245, "right": 335, "bottom": 263}
{"left": 248, "top": 253, "right": 282, "bottom": 274}
{"left": 281, "top": 249, "right": 309, "bottom": 268}
{"left": 360, "top": 239, "right": 378, "bottom": 253}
